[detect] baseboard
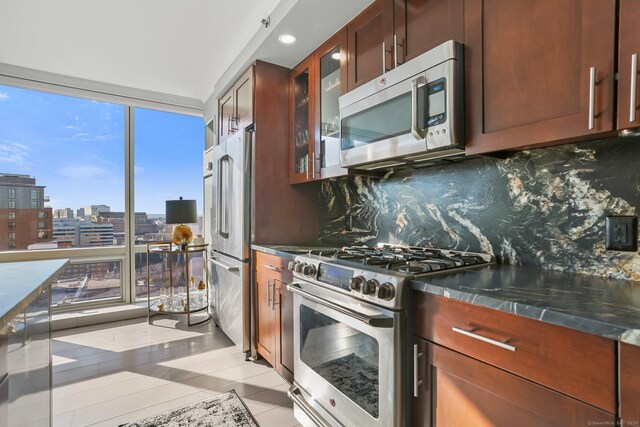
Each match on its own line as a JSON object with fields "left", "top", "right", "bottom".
{"left": 52, "top": 304, "right": 147, "bottom": 331}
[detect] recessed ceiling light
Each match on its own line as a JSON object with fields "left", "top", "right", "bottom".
{"left": 278, "top": 34, "right": 297, "bottom": 44}
{"left": 331, "top": 52, "right": 341, "bottom": 60}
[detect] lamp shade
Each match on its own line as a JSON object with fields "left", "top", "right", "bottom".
{"left": 165, "top": 197, "right": 197, "bottom": 224}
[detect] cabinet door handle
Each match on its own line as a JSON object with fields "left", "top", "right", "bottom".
{"left": 230, "top": 116, "right": 238, "bottom": 133}
{"left": 393, "top": 35, "right": 398, "bottom": 69}
{"left": 272, "top": 282, "right": 278, "bottom": 311}
{"left": 413, "top": 344, "right": 424, "bottom": 398}
{"left": 382, "top": 42, "right": 387, "bottom": 74}
{"left": 267, "top": 280, "right": 272, "bottom": 308}
{"left": 630, "top": 53, "right": 638, "bottom": 123}
{"left": 311, "top": 154, "right": 315, "bottom": 178}
{"left": 588, "top": 66, "right": 596, "bottom": 130}
{"left": 263, "top": 264, "right": 280, "bottom": 272}
{"left": 452, "top": 327, "right": 516, "bottom": 352}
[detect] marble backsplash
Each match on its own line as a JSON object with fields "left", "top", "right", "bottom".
{"left": 318, "top": 136, "right": 640, "bottom": 280}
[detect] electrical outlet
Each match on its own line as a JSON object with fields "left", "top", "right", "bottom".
{"left": 605, "top": 215, "right": 638, "bottom": 251}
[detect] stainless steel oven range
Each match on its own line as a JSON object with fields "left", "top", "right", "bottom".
{"left": 286, "top": 244, "right": 494, "bottom": 427}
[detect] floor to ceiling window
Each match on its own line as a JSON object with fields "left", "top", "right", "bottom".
{"left": 133, "top": 108, "right": 204, "bottom": 301}
{"left": 0, "top": 83, "right": 203, "bottom": 308}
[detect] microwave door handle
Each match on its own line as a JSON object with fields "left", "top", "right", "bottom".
{"left": 288, "top": 283, "right": 394, "bottom": 328}
{"left": 411, "top": 76, "right": 427, "bottom": 140}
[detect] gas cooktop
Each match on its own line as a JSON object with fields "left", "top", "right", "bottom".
{"left": 288, "top": 243, "right": 495, "bottom": 311}
{"left": 306, "top": 243, "right": 494, "bottom": 276}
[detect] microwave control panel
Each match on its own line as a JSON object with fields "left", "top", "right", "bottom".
{"left": 425, "top": 77, "right": 447, "bottom": 128}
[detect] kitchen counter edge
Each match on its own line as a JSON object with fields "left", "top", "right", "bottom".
{"left": 0, "top": 259, "right": 69, "bottom": 330}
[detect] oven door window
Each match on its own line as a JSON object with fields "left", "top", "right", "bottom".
{"left": 341, "top": 86, "right": 426, "bottom": 150}
{"left": 299, "top": 305, "right": 379, "bottom": 418}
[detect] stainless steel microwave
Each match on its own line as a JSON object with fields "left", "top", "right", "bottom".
{"left": 339, "top": 40, "right": 464, "bottom": 170}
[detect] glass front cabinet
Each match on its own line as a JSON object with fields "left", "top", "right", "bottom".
{"left": 290, "top": 29, "right": 348, "bottom": 184}
{"left": 291, "top": 59, "right": 314, "bottom": 184}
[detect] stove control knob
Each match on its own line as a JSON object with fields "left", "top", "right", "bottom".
{"left": 362, "top": 279, "right": 378, "bottom": 295}
{"left": 294, "top": 263, "right": 305, "bottom": 274}
{"left": 302, "top": 264, "right": 316, "bottom": 276}
{"left": 377, "top": 283, "right": 395, "bottom": 301}
{"left": 350, "top": 276, "right": 365, "bottom": 291}
{"left": 287, "top": 261, "right": 297, "bottom": 271}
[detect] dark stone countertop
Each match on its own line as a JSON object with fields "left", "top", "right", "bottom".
{"left": 0, "top": 259, "right": 69, "bottom": 329}
{"left": 251, "top": 245, "right": 640, "bottom": 346}
{"left": 411, "top": 264, "right": 640, "bottom": 346}
{"left": 251, "top": 244, "right": 340, "bottom": 261}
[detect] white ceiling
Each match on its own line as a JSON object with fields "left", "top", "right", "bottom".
{"left": 0, "top": 0, "right": 373, "bottom": 104}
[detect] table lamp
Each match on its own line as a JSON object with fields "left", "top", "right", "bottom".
{"left": 165, "top": 197, "right": 197, "bottom": 249}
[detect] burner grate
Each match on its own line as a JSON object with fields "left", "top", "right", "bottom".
{"left": 332, "top": 243, "right": 493, "bottom": 274}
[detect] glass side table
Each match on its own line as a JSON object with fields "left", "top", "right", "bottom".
{"left": 146, "top": 242, "right": 211, "bottom": 326}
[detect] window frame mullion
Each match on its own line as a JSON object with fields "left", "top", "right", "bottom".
{"left": 124, "top": 106, "right": 135, "bottom": 304}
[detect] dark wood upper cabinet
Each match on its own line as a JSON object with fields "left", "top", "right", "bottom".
{"left": 234, "top": 68, "right": 254, "bottom": 131}
{"left": 250, "top": 61, "right": 320, "bottom": 244}
{"left": 347, "top": 0, "right": 391, "bottom": 91}
{"left": 218, "top": 67, "right": 254, "bottom": 143}
{"left": 618, "top": 0, "right": 640, "bottom": 131}
{"left": 393, "top": 0, "right": 463, "bottom": 66}
{"left": 620, "top": 342, "right": 640, "bottom": 426}
{"left": 464, "top": 0, "right": 616, "bottom": 155}
{"left": 291, "top": 29, "right": 349, "bottom": 184}
{"left": 290, "top": 56, "right": 316, "bottom": 184}
{"left": 316, "top": 29, "right": 348, "bottom": 180}
{"left": 414, "top": 338, "right": 616, "bottom": 427}
{"left": 218, "top": 88, "right": 234, "bottom": 143}
{"left": 347, "top": 0, "right": 462, "bottom": 91}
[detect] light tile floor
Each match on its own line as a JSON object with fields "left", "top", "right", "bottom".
{"left": 52, "top": 317, "right": 300, "bottom": 427}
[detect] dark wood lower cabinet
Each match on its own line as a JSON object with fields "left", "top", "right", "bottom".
{"left": 255, "top": 252, "right": 294, "bottom": 383}
{"left": 621, "top": 342, "right": 640, "bottom": 426}
{"left": 414, "top": 338, "right": 616, "bottom": 426}
{"left": 256, "top": 271, "right": 275, "bottom": 366}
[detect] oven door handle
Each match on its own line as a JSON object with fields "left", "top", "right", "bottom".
{"left": 288, "top": 385, "right": 333, "bottom": 427}
{"left": 288, "top": 283, "right": 394, "bottom": 328}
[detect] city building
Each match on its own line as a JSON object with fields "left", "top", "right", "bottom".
{"left": 52, "top": 218, "right": 114, "bottom": 247}
{"left": 83, "top": 204, "right": 110, "bottom": 218}
{"left": 0, "top": 173, "right": 53, "bottom": 250}
{"left": 93, "top": 211, "right": 160, "bottom": 236}
{"left": 54, "top": 208, "right": 74, "bottom": 219}
{"left": 76, "top": 207, "right": 85, "bottom": 218}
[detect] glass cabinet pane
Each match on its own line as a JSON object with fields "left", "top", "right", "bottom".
{"left": 293, "top": 69, "right": 310, "bottom": 176}
{"left": 320, "top": 46, "right": 342, "bottom": 170}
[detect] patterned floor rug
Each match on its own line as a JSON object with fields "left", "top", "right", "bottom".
{"left": 119, "top": 390, "right": 259, "bottom": 427}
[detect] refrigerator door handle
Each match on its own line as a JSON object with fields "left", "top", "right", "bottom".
{"left": 218, "top": 156, "right": 230, "bottom": 238}
{"left": 211, "top": 257, "right": 240, "bottom": 272}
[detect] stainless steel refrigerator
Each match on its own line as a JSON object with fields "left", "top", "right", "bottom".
{"left": 209, "top": 129, "right": 252, "bottom": 359}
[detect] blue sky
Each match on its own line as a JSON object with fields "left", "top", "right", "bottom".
{"left": 0, "top": 84, "right": 203, "bottom": 215}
